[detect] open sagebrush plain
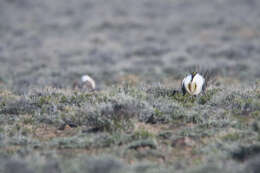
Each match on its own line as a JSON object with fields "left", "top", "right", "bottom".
{"left": 0, "top": 0, "right": 260, "bottom": 172}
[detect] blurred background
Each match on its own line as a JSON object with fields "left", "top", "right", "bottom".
{"left": 0, "top": 0, "right": 260, "bottom": 92}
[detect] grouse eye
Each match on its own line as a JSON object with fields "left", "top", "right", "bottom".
{"left": 191, "top": 72, "right": 197, "bottom": 77}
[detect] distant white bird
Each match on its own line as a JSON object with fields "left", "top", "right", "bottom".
{"left": 81, "top": 75, "right": 96, "bottom": 90}
{"left": 181, "top": 72, "right": 206, "bottom": 95}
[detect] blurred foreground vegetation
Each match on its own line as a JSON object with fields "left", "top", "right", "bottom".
{"left": 0, "top": 78, "right": 260, "bottom": 173}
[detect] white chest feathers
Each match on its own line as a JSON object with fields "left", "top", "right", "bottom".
{"left": 81, "top": 75, "right": 96, "bottom": 90}
{"left": 182, "top": 73, "right": 205, "bottom": 95}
